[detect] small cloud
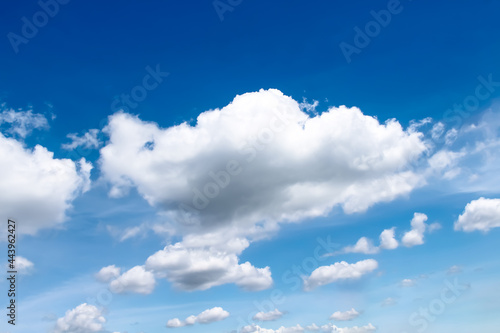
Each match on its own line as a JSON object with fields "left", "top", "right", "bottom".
{"left": 303, "top": 259, "right": 378, "bottom": 291}
{"left": 62, "top": 129, "right": 102, "bottom": 150}
{"left": 329, "top": 308, "right": 360, "bottom": 321}
{"left": 400, "top": 278, "right": 417, "bottom": 287}
{"left": 342, "top": 237, "right": 379, "bottom": 255}
{"left": 447, "top": 265, "right": 463, "bottom": 275}
{"left": 54, "top": 303, "right": 105, "bottom": 333}
{"left": 167, "top": 307, "right": 230, "bottom": 328}
{"left": 402, "top": 213, "right": 428, "bottom": 247}
{"left": 109, "top": 265, "right": 156, "bottom": 295}
{"left": 428, "top": 223, "right": 442, "bottom": 233}
{"left": 0, "top": 107, "right": 49, "bottom": 138}
{"left": 95, "top": 265, "right": 121, "bottom": 283}
{"left": 252, "top": 309, "right": 284, "bottom": 322}
{"left": 454, "top": 197, "right": 500, "bottom": 232}
{"left": 381, "top": 297, "right": 398, "bottom": 307}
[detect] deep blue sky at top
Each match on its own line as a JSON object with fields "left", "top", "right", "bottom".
{"left": 1, "top": 0, "right": 500, "bottom": 158}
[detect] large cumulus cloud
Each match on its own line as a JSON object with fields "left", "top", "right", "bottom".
{"left": 99, "top": 89, "right": 429, "bottom": 292}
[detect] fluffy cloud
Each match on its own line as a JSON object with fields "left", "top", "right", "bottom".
{"left": 379, "top": 228, "right": 398, "bottom": 250}
{"left": 454, "top": 198, "right": 500, "bottom": 232}
{"left": 0, "top": 107, "right": 49, "bottom": 138}
{"left": 95, "top": 265, "right": 121, "bottom": 283}
{"left": 167, "top": 307, "right": 229, "bottom": 327}
{"left": 342, "top": 237, "right": 379, "bottom": 255}
{"left": 0, "top": 132, "right": 92, "bottom": 235}
{"left": 196, "top": 307, "right": 230, "bottom": 324}
{"left": 253, "top": 309, "right": 284, "bottom": 321}
{"left": 145, "top": 241, "right": 272, "bottom": 291}
{"left": 241, "top": 324, "right": 304, "bottom": 333}
{"left": 62, "top": 129, "right": 102, "bottom": 150}
{"left": 100, "top": 89, "right": 427, "bottom": 232}
{"left": 334, "top": 227, "right": 398, "bottom": 256}
{"left": 400, "top": 279, "right": 417, "bottom": 287}
{"left": 317, "top": 323, "right": 376, "bottom": 333}
{"left": 381, "top": 297, "right": 397, "bottom": 307}
{"left": 109, "top": 265, "right": 156, "bottom": 294}
{"left": 402, "top": 213, "right": 429, "bottom": 247}
{"left": 303, "top": 259, "right": 378, "bottom": 291}
{"left": 53, "top": 303, "right": 105, "bottom": 333}
{"left": 329, "top": 308, "right": 360, "bottom": 321}
{"left": 11, "top": 256, "right": 34, "bottom": 275}
{"left": 447, "top": 265, "right": 463, "bottom": 275}
{"left": 242, "top": 323, "right": 376, "bottom": 333}
{"left": 99, "top": 89, "right": 429, "bottom": 292}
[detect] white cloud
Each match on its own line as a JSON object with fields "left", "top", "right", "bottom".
{"left": 167, "top": 307, "right": 229, "bottom": 328}
{"left": 95, "top": 265, "right": 121, "bottom": 283}
{"left": 241, "top": 324, "right": 304, "bottom": 333}
{"left": 100, "top": 89, "right": 427, "bottom": 234}
{"left": 303, "top": 259, "right": 378, "bottom": 291}
{"left": 253, "top": 309, "right": 284, "bottom": 321}
{"left": 306, "top": 324, "right": 320, "bottom": 331}
{"left": 447, "top": 265, "right": 463, "bottom": 275}
{"left": 14, "top": 256, "right": 34, "bottom": 274}
{"left": 98, "top": 89, "right": 430, "bottom": 292}
{"left": 62, "top": 129, "right": 102, "bottom": 150}
{"left": 0, "top": 107, "right": 49, "bottom": 138}
{"left": 145, "top": 241, "right": 272, "bottom": 291}
{"left": 381, "top": 297, "right": 397, "bottom": 307}
{"left": 454, "top": 197, "right": 500, "bottom": 232}
{"left": 107, "top": 224, "right": 147, "bottom": 242}
{"left": 333, "top": 227, "right": 398, "bottom": 256}
{"left": 427, "top": 150, "right": 464, "bottom": 180}
{"left": 241, "top": 323, "right": 375, "bottom": 333}
{"left": 166, "top": 318, "right": 185, "bottom": 328}
{"left": 329, "top": 308, "right": 360, "bottom": 321}
{"left": 431, "top": 122, "right": 445, "bottom": 141}
{"left": 402, "top": 213, "right": 428, "bottom": 247}
{"left": 400, "top": 278, "right": 416, "bottom": 287}
{"left": 53, "top": 303, "right": 105, "bottom": 333}
{"left": 428, "top": 222, "right": 442, "bottom": 233}
{"left": 196, "top": 307, "right": 230, "bottom": 324}
{"left": 342, "top": 237, "right": 379, "bottom": 255}
{"left": 379, "top": 227, "right": 398, "bottom": 250}
{"left": 109, "top": 265, "right": 156, "bottom": 294}
{"left": 0, "top": 132, "right": 92, "bottom": 235}
{"left": 318, "top": 323, "right": 376, "bottom": 333}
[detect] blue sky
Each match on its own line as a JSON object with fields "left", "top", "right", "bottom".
{"left": 1, "top": 1, "right": 500, "bottom": 333}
